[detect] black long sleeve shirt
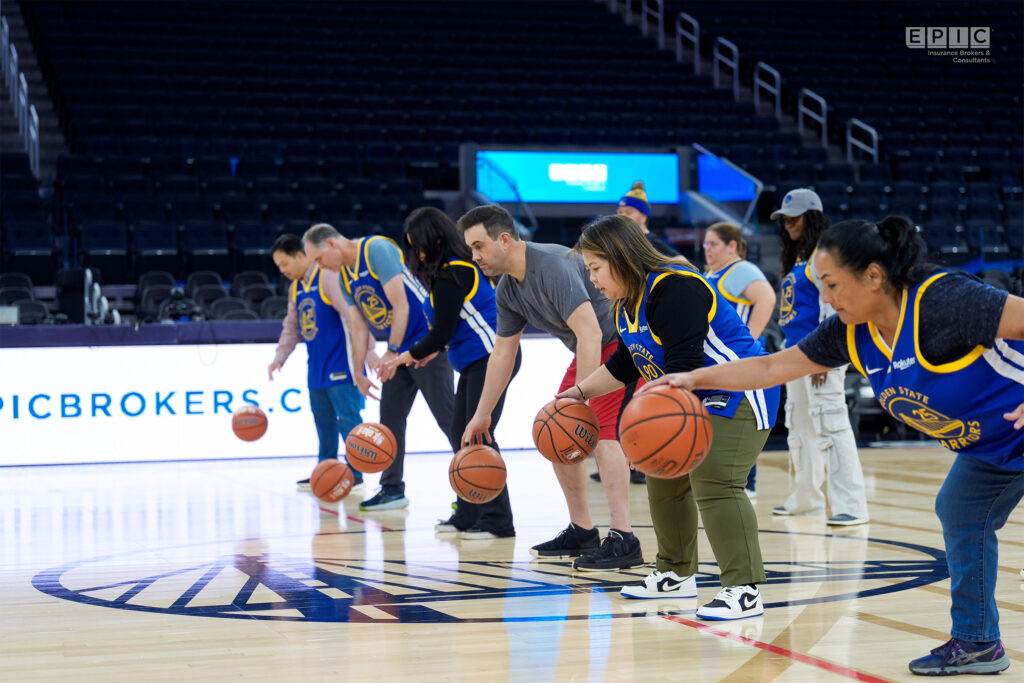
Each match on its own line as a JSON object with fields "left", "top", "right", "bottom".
{"left": 408, "top": 262, "right": 476, "bottom": 361}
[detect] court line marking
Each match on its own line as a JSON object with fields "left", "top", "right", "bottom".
{"left": 660, "top": 614, "right": 890, "bottom": 683}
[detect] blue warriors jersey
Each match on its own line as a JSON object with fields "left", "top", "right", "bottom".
{"left": 421, "top": 259, "right": 497, "bottom": 372}
{"left": 706, "top": 260, "right": 754, "bottom": 325}
{"left": 340, "top": 236, "right": 430, "bottom": 353}
{"left": 779, "top": 249, "right": 826, "bottom": 346}
{"left": 846, "top": 272, "right": 1024, "bottom": 470}
{"left": 616, "top": 265, "right": 780, "bottom": 429}
{"left": 291, "top": 265, "right": 354, "bottom": 390}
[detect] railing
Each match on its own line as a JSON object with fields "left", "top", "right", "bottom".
{"left": 622, "top": 0, "right": 637, "bottom": 26}
{"left": 713, "top": 37, "right": 739, "bottom": 101}
{"left": 1, "top": 17, "right": 9, "bottom": 88}
{"left": 753, "top": 62, "right": 781, "bottom": 121}
{"left": 17, "top": 71, "right": 27, "bottom": 136}
{"left": 846, "top": 118, "right": 879, "bottom": 164}
{"left": 674, "top": 12, "right": 700, "bottom": 74}
{"left": 474, "top": 155, "right": 538, "bottom": 237}
{"left": 798, "top": 88, "right": 827, "bottom": 147}
{"left": 7, "top": 42, "right": 16, "bottom": 104}
{"left": 641, "top": 0, "right": 664, "bottom": 50}
{"left": 28, "top": 104, "right": 39, "bottom": 176}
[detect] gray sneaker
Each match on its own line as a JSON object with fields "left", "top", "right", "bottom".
{"left": 827, "top": 513, "right": 868, "bottom": 526}
{"left": 359, "top": 489, "right": 409, "bottom": 511}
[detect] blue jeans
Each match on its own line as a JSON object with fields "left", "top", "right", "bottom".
{"left": 309, "top": 383, "right": 365, "bottom": 475}
{"left": 935, "top": 453, "right": 1023, "bottom": 642}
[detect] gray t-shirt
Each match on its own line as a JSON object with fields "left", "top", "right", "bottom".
{"left": 495, "top": 242, "right": 618, "bottom": 352}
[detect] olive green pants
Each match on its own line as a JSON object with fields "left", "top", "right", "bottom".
{"left": 645, "top": 399, "right": 769, "bottom": 587}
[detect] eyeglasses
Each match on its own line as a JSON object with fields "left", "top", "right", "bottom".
{"left": 702, "top": 241, "right": 723, "bottom": 249}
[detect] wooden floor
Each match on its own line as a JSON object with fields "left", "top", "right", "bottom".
{"left": 2, "top": 446, "right": 1022, "bottom": 682}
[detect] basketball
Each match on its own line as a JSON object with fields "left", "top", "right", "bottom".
{"left": 448, "top": 444, "right": 507, "bottom": 504}
{"left": 344, "top": 422, "right": 397, "bottom": 473}
{"left": 532, "top": 398, "right": 599, "bottom": 465}
{"left": 618, "top": 385, "right": 713, "bottom": 478}
{"left": 310, "top": 458, "right": 355, "bottom": 502}
{"left": 232, "top": 405, "right": 268, "bottom": 441}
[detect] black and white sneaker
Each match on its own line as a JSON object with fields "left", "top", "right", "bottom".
{"left": 620, "top": 570, "right": 697, "bottom": 599}
{"left": 696, "top": 585, "right": 763, "bottom": 620}
{"left": 572, "top": 530, "right": 644, "bottom": 572}
{"left": 296, "top": 477, "right": 311, "bottom": 491}
{"left": 530, "top": 523, "right": 600, "bottom": 558}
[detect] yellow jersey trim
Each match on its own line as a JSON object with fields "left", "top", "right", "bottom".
{"left": 289, "top": 278, "right": 298, "bottom": 304}
{"left": 317, "top": 265, "right": 333, "bottom": 306}
{"left": 714, "top": 260, "right": 754, "bottom": 306}
{"left": 846, "top": 324, "right": 866, "bottom": 377}
{"left": 914, "top": 273, "right": 985, "bottom": 373}
{"left": 448, "top": 260, "right": 479, "bottom": 303}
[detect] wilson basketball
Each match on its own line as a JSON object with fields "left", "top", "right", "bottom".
{"left": 310, "top": 458, "right": 355, "bottom": 502}
{"left": 618, "top": 385, "right": 713, "bottom": 478}
{"left": 344, "top": 422, "right": 397, "bottom": 473}
{"left": 232, "top": 405, "right": 268, "bottom": 441}
{"left": 532, "top": 398, "right": 599, "bottom": 465}
{"left": 448, "top": 444, "right": 506, "bottom": 504}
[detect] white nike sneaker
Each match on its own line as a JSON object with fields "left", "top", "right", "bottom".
{"left": 696, "top": 585, "right": 764, "bottom": 620}
{"left": 620, "top": 570, "right": 697, "bottom": 599}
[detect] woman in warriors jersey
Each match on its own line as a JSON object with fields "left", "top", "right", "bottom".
{"left": 559, "top": 215, "right": 780, "bottom": 621}
{"left": 643, "top": 215, "right": 1024, "bottom": 676}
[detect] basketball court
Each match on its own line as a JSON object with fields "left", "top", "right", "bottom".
{"left": 3, "top": 445, "right": 1022, "bottom": 681}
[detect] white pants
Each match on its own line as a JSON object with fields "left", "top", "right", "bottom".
{"left": 781, "top": 366, "right": 869, "bottom": 519}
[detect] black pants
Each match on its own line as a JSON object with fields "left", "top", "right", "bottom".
{"left": 449, "top": 347, "right": 522, "bottom": 534}
{"left": 379, "top": 351, "right": 457, "bottom": 494}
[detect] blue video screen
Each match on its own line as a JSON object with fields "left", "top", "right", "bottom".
{"left": 696, "top": 154, "right": 758, "bottom": 202}
{"left": 476, "top": 151, "right": 680, "bottom": 204}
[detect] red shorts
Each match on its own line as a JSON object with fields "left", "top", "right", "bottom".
{"left": 558, "top": 341, "right": 629, "bottom": 441}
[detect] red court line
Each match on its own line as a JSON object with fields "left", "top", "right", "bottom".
{"left": 314, "top": 504, "right": 393, "bottom": 532}
{"left": 660, "top": 614, "right": 891, "bottom": 683}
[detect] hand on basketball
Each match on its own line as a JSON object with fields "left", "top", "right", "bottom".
{"left": 462, "top": 413, "right": 493, "bottom": 447}
{"left": 267, "top": 361, "right": 282, "bottom": 381}
{"left": 554, "top": 385, "right": 585, "bottom": 401}
{"left": 636, "top": 372, "right": 696, "bottom": 393}
{"left": 354, "top": 373, "right": 380, "bottom": 401}
{"left": 1005, "top": 402, "right": 1024, "bottom": 430}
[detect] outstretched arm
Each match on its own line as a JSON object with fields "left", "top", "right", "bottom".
{"left": 639, "top": 345, "right": 828, "bottom": 394}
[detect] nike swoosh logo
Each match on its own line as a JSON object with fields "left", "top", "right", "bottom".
{"left": 738, "top": 593, "right": 759, "bottom": 610}
{"left": 657, "top": 578, "right": 683, "bottom": 590}
{"left": 866, "top": 367, "right": 883, "bottom": 375}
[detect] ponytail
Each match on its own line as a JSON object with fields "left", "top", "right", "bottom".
{"left": 818, "top": 215, "right": 933, "bottom": 290}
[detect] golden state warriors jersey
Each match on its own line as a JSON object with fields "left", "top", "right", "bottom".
{"left": 421, "top": 258, "right": 497, "bottom": 371}
{"left": 706, "top": 260, "right": 754, "bottom": 325}
{"left": 291, "top": 266, "right": 354, "bottom": 389}
{"left": 779, "top": 250, "right": 826, "bottom": 346}
{"left": 616, "top": 265, "right": 779, "bottom": 429}
{"left": 847, "top": 273, "right": 1024, "bottom": 469}
{"left": 340, "top": 236, "right": 430, "bottom": 353}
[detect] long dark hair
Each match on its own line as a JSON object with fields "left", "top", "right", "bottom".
{"left": 402, "top": 206, "right": 474, "bottom": 289}
{"left": 575, "top": 215, "right": 693, "bottom": 314}
{"left": 818, "top": 215, "right": 935, "bottom": 290}
{"left": 780, "top": 210, "right": 830, "bottom": 275}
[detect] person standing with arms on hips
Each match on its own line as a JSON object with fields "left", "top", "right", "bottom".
{"left": 642, "top": 215, "right": 1024, "bottom": 675}
{"left": 703, "top": 222, "right": 778, "bottom": 501}
{"left": 773, "top": 188, "right": 869, "bottom": 526}
{"left": 303, "top": 223, "right": 457, "bottom": 511}
{"left": 383, "top": 207, "right": 521, "bottom": 539}
{"left": 459, "top": 205, "right": 643, "bottom": 572}
{"left": 268, "top": 234, "right": 368, "bottom": 489}
{"left": 558, "top": 215, "right": 779, "bottom": 619}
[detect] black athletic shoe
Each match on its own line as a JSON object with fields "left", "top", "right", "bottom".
{"left": 530, "top": 523, "right": 600, "bottom": 558}
{"left": 590, "top": 471, "right": 602, "bottom": 482}
{"left": 572, "top": 530, "right": 644, "bottom": 571}
{"left": 630, "top": 470, "right": 646, "bottom": 484}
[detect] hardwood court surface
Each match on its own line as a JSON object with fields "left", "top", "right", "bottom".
{"left": 2, "top": 446, "right": 1022, "bottom": 682}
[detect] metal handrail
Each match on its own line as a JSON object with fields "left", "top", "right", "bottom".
{"left": 1, "top": 17, "right": 9, "bottom": 88}
{"left": 713, "top": 37, "right": 739, "bottom": 101}
{"left": 17, "top": 71, "right": 27, "bottom": 137}
{"left": 474, "top": 155, "right": 538, "bottom": 234}
{"left": 675, "top": 12, "right": 700, "bottom": 74}
{"left": 623, "top": 0, "right": 637, "bottom": 26}
{"left": 641, "top": 0, "right": 664, "bottom": 50}
{"left": 846, "top": 118, "right": 879, "bottom": 164}
{"left": 798, "top": 88, "right": 827, "bottom": 148}
{"left": 28, "top": 104, "right": 39, "bottom": 177}
{"left": 8, "top": 42, "right": 16, "bottom": 104}
{"left": 753, "top": 62, "right": 781, "bottom": 121}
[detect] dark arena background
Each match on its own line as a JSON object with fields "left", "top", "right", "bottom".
{"left": 0, "top": 1, "right": 1021, "bottom": 681}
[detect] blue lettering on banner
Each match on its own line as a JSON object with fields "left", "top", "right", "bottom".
{"left": 281, "top": 388, "right": 301, "bottom": 413}
{"left": 61, "top": 394, "right": 82, "bottom": 418}
{"left": 242, "top": 389, "right": 259, "bottom": 407}
{"left": 185, "top": 391, "right": 202, "bottom": 415}
{"left": 213, "top": 391, "right": 233, "bottom": 414}
{"left": 121, "top": 392, "right": 145, "bottom": 417}
{"left": 13, "top": 395, "right": 17, "bottom": 419}
{"left": 92, "top": 393, "right": 112, "bottom": 417}
{"left": 29, "top": 394, "right": 51, "bottom": 419}
{"left": 155, "top": 392, "right": 176, "bottom": 416}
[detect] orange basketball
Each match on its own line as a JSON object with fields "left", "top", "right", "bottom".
{"left": 448, "top": 444, "right": 507, "bottom": 503}
{"left": 532, "top": 398, "right": 599, "bottom": 465}
{"left": 618, "top": 385, "right": 713, "bottom": 478}
{"left": 232, "top": 405, "right": 268, "bottom": 441}
{"left": 310, "top": 458, "right": 355, "bottom": 502}
{"left": 344, "top": 422, "right": 396, "bottom": 473}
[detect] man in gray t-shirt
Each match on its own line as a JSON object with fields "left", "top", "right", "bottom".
{"left": 457, "top": 205, "right": 643, "bottom": 572}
